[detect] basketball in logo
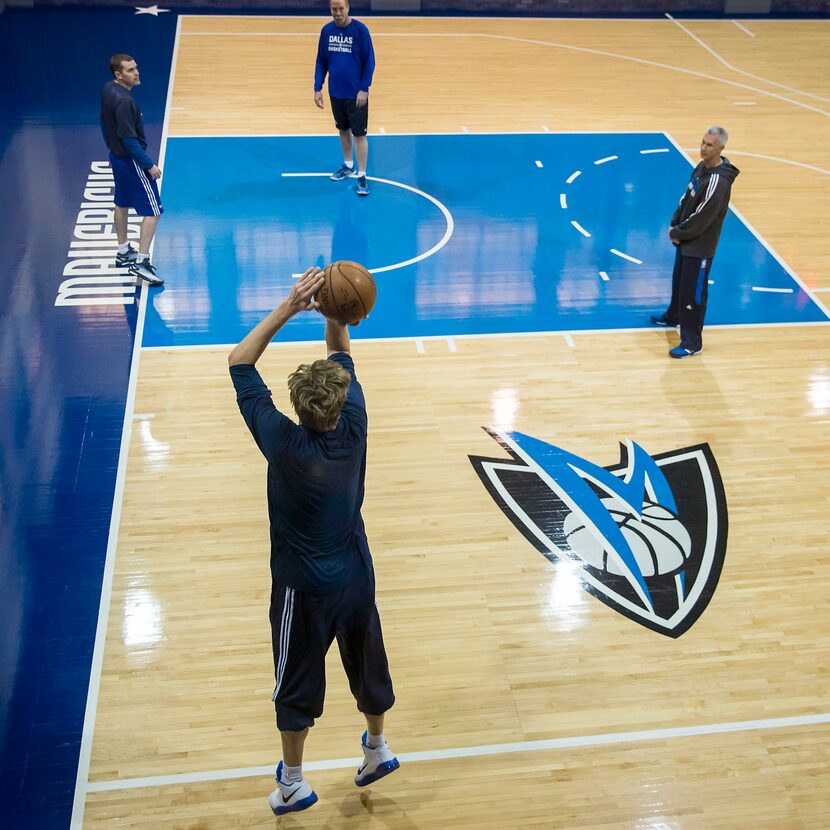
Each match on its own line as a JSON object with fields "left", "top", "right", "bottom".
{"left": 563, "top": 498, "right": 692, "bottom": 577}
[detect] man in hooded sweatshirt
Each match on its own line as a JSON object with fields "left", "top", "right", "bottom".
{"left": 651, "top": 126, "right": 740, "bottom": 358}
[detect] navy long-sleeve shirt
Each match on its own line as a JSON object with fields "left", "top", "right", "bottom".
{"left": 230, "top": 353, "right": 372, "bottom": 594}
{"left": 100, "top": 80, "right": 155, "bottom": 169}
{"left": 314, "top": 19, "right": 375, "bottom": 99}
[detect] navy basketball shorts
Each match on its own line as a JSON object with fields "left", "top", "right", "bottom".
{"left": 269, "top": 564, "right": 395, "bottom": 732}
{"left": 330, "top": 95, "right": 369, "bottom": 137}
{"left": 109, "top": 152, "right": 163, "bottom": 217}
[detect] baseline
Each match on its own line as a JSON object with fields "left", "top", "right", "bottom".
{"left": 87, "top": 710, "right": 830, "bottom": 793}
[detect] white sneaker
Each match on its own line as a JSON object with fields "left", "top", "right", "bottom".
{"left": 129, "top": 259, "right": 164, "bottom": 286}
{"left": 354, "top": 731, "right": 400, "bottom": 787}
{"left": 267, "top": 761, "right": 318, "bottom": 815}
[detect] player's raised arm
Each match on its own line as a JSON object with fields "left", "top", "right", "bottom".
{"left": 326, "top": 317, "right": 350, "bottom": 356}
{"left": 228, "top": 267, "right": 324, "bottom": 366}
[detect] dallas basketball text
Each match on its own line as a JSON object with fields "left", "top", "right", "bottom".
{"left": 328, "top": 34, "right": 353, "bottom": 53}
{"left": 55, "top": 161, "right": 139, "bottom": 307}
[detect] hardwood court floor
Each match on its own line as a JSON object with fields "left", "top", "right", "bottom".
{"left": 82, "top": 15, "right": 830, "bottom": 829}
{"left": 86, "top": 326, "right": 830, "bottom": 827}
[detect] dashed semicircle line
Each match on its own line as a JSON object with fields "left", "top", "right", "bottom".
{"left": 565, "top": 147, "right": 673, "bottom": 269}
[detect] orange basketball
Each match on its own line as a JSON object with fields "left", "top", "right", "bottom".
{"left": 317, "top": 260, "right": 377, "bottom": 325}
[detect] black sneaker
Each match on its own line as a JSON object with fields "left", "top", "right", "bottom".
{"left": 115, "top": 245, "right": 138, "bottom": 268}
{"left": 129, "top": 259, "right": 164, "bottom": 286}
{"left": 356, "top": 176, "right": 369, "bottom": 197}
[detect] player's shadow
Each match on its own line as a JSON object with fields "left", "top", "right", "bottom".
{"left": 338, "top": 789, "right": 421, "bottom": 828}
{"left": 658, "top": 346, "right": 746, "bottom": 447}
{"left": 331, "top": 193, "right": 369, "bottom": 266}
{"left": 273, "top": 788, "right": 421, "bottom": 829}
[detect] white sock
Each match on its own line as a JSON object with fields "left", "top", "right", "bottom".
{"left": 344, "top": 160, "right": 354, "bottom": 169}
{"left": 282, "top": 763, "right": 303, "bottom": 784}
{"left": 357, "top": 170, "right": 366, "bottom": 178}
{"left": 366, "top": 731, "right": 385, "bottom": 749}
{"left": 117, "top": 242, "right": 130, "bottom": 254}
{"left": 137, "top": 252, "right": 149, "bottom": 263}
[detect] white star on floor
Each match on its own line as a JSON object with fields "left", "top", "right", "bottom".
{"left": 134, "top": 5, "right": 170, "bottom": 15}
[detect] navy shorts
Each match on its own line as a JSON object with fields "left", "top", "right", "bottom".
{"left": 270, "top": 561, "right": 395, "bottom": 732}
{"left": 330, "top": 96, "right": 369, "bottom": 137}
{"left": 110, "top": 152, "right": 164, "bottom": 217}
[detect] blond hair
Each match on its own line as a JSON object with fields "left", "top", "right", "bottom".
{"left": 288, "top": 359, "right": 351, "bottom": 432}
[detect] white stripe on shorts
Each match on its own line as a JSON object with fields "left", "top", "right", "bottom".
{"left": 132, "top": 159, "right": 161, "bottom": 216}
{"left": 272, "top": 587, "right": 295, "bottom": 702}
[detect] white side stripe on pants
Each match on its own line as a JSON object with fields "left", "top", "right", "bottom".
{"left": 132, "top": 159, "right": 161, "bottom": 216}
{"left": 272, "top": 587, "right": 295, "bottom": 702}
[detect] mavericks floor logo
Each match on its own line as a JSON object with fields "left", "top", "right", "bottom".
{"left": 469, "top": 429, "right": 728, "bottom": 637}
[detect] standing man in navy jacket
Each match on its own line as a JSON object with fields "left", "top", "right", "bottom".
{"left": 651, "top": 126, "right": 740, "bottom": 358}
{"left": 314, "top": 0, "right": 376, "bottom": 197}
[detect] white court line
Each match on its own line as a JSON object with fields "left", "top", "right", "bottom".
{"left": 734, "top": 101, "right": 757, "bottom": 106}
{"left": 570, "top": 220, "right": 591, "bottom": 238}
{"left": 639, "top": 148, "right": 669, "bottom": 154}
{"left": 682, "top": 148, "right": 830, "bottom": 177}
{"left": 172, "top": 129, "right": 668, "bottom": 140}
{"left": 142, "top": 318, "right": 830, "bottom": 354}
{"left": 563, "top": 332, "right": 575, "bottom": 348}
{"left": 86, "top": 711, "right": 830, "bottom": 793}
{"left": 594, "top": 155, "right": 618, "bottom": 165}
{"left": 610, "top": 248, "right": 643, "bottom": 264}
{"left": 183, "top": 13, "right": 823, "bottom": 21}
{"left": 814, "top": 287, "right": 830, "bottom": 293}
{"left": 599, "top": 271, "right": 610, "bottom": 281}
{"left": 282, "top": 173, "right": 454, "bottom": 276}
{"left": 566, "top": 170, "right": 582, "bottom": 184}
{"left": 447, "top": 338, "right": 457, "bottom": 352}
{"left": 753, "top": 286, "right": 794, "bottom": 294}
{"left": 731, "top": 19, "right": 755, "bottom": 37}
{"left": 69, "top": 16, "right": 183, "bottom": 830}
{"left": 559, "top": 193, "right": 567, "bottom": 209}
{"left": 666, "top": 14, "right": 830, "bottom": 105}
{"left": 415, "top": 338, "right": 425, "bottom": 354}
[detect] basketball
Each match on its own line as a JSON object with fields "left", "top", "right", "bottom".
{"left": 316, "top": 260, "right": 377, "bottom": 325}
{"left": 563, "top": 498, "right": 692, "bottom": 577}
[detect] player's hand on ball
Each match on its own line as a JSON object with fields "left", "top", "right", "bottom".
{"left": 286, "top": 267, "right": 325, "bottom": 313}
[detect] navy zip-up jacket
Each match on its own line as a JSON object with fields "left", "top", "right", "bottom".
{"left": 669, "top": 157, "right": 740, "bottom": 259}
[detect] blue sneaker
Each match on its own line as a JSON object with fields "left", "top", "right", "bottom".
{"left": 268, "top": 761, "right": 318, "bottom": 815}
{"left": 354, "top": 731, "right": 399, "bottom": 787}
{"left": 330, "top": 163, "right": 356, "bottom": 181}
{"left": 650, "top": 314, "right": 676, "bottom": 327}
{"left": 669, "top": 346, "right": 702, "bottom": 359}
{"left": 356, "top": 176, "right": 369, "bottom": 197}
